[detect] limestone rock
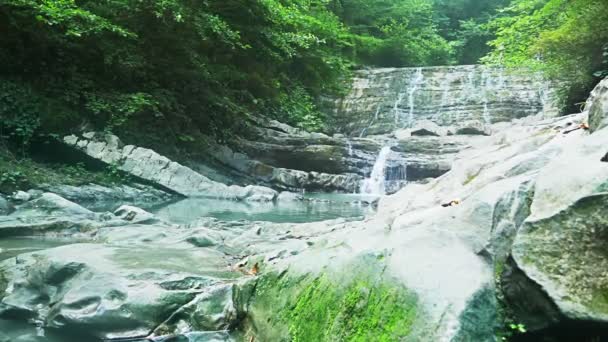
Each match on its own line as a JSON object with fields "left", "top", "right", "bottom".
{"left": 18, "top": 193, "right": 94, "bottom": 216}
{"left": 114, "top": 205, "right": 157, "bottom": 224}
{"left": 410, "top": 120, "right": 448, "bottom": 137}
{"left": 587, "top": 77, "right": 608, "bottom": 133}
{"left": 452, "top": 120, "right": 492, "bottom": 136}
{"left": 512, "top": 194, "right": 608, "bottom": 326}
{"left": 43, "top": 183, "right": 173, "bottom": 207}
{"left": 63, "top": 133, "right": 278, "bottom": 201}
{"left": 332, "top": 65, "right": 558, "bottom": 136}
{"left": 0, "top": 244, "right": 241, "bottom": 340}
{"left": 11, "top": 191, "right": 30, "bottom": 202}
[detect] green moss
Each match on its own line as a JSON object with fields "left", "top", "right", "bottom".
{"left": 463, "top": 168, "right": 483, "bottom": 186}
{"left": 288, "top": 275, "right": 417, "bottom": 341}
{"left": 589, "top": 287, "right": 608, "bottom": 315}
{"left": 0, "top": 147, "right": 129, "bottom": 194}
{"left": 249, "top": 269, "right": 418, "bottom": 342}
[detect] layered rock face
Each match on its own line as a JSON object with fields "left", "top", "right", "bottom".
{"left": 64, "top": 133, "right": 278, "bottom": 201}
{"left": 202, "top": 65, "right": 558, "bottom": 194}
{"left": 332, "top": 65, "right": 559, "bottom": 136}
{"left": 57, "top": 66, "right": 558, "bottom": 196}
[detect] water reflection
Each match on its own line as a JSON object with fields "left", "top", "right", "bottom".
{"left": 152, "top": 193, "right": 377, "bottom": 224}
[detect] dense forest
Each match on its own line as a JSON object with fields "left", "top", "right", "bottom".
{"left": 0, "top": 0, "right": 607, "bottom": 148}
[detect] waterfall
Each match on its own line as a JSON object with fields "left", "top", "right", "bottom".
{"left": 360, "top": 146, "right": 392, "bottom": 195}
{"left": 407, "top": 68, "right": 424, "bottom": 127}
{"left": 360, "top": 105, "right": 381, "bottom": 137}
{"left": 393, "top": 89, "right": 407, "bottom": 124}
{"left": 482, "top": 101, "right": 491, "bottom": 125}
{"left": 346, "top": 140, "right": 353, "bottom": 156}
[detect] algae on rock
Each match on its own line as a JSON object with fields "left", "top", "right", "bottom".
{"left": 246, "top": 259, "right": 421, "bottom": 342}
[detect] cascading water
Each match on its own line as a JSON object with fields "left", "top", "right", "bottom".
{"left": 407, "top": 68, "right": 424, "bottom": 127}
{"left": 346, "top": 140, "right": 353, "bottom": 157}
{"left": 393, "top": 89, "right": 407, "bottom": 124}
{"left": 360, "top": 146, "right": 392, "bottom": 195}
{"left": 360, "top": 105, "right": 381, "bottom": 137}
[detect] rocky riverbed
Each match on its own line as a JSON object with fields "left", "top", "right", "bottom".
{"left": 0, "top": 70, "right": 607, "bottom": 341}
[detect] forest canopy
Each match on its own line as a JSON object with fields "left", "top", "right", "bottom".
{"left": 0, "top": 0, "right": 606, "bottom": 147}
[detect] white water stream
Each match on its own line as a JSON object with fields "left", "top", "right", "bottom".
{"left": 360, "top": 146, "right": 393, "bottom": 195}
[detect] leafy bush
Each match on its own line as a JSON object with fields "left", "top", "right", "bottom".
{"left": 483, "top": 0, "right": 608, "bottom": 108}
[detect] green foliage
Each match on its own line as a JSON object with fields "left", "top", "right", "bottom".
{"left": 498, "top": 321, "right": 527, "bottom": 341}
{"left": 1, "top": 0, "right": 551, "bottom": 144}
{"left": 287, "top": 275, "right": 418, "bottom": 341}
{"left": 270, "top": 86, "right": 325, "bottom": 132}
{"left": 0, "top": 0, "right": 353, "bottom": 142}
{"left": 0, "top": 147, "right": 131, "bottom": 194}
{"left": 484, "top": 0, "right": 608, "bottom": 107}
{"left": 330, "top": 0, "right": 453, "bottom": 67}
{"left": 0, "top": 80, "right": 42, "bottom": 147}
{"left": 433, "top": 0, "right": 509, "bottom": 64}
{"left": 251, "top": 269, "right": 419, "bottom": 342}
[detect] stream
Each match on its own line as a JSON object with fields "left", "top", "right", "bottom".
{"left": 0, "top": 193, "right": 376, "bottom": 341}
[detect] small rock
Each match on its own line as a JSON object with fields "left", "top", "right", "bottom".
{"left": 114, "top": 205, "right": 157, "bottom": 224}
{"left": 587, "top": 77, "right": 608, "bottom": 133}
{"left": 12, "top": 190, "right": 31, "bottom": 202}
{"left": 186, "top": 236, "right": 217, "bottom": 248}
{"left": 19, "top": 193, "right": 93, "bottom": 216}
{"left": 411, "top": 120, "right": 448, "bottom": 137}
{"left": 453, "top": 121, "right": 492, "bottom": 136}
{"left": 277, "top": 191, "right": 303, "bottom": 202}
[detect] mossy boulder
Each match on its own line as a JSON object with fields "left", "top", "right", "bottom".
{"left": 587, "top": 77, "right": 608, "bottom": 133}
{"left": 512, "top": 194, "right": 608, "bottom": 325}
{"left": 246, "top": 259, "right": 421, "bottom": 342}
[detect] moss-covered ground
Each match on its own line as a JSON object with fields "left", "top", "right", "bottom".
{"left": 248, "top": 262, "right": 420, "bottom": 342}
{"left": 0, "top": 146, "right": 126, "bottom": 194}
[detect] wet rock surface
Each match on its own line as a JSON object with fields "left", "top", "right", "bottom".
{"left": 333, "top": 65, "right": 558, "bottom": 136}
{"left": 41, "top": 183, "right": 174, "bottom": 210}
{"left": 588, "top": 77, "right": 608, "bottom": 132}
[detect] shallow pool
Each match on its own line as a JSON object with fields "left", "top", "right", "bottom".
{"left": 151, "top": 193, "right": 376, "bottom": 224}
{"left": 0, "top": 237, "right": 76, "bottom": 262}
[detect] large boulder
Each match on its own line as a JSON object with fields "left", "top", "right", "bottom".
{"left": 113, "top": 205, "right": 158, "bottom": 224}
{"left": 64, "top": 133, "right": 278, "bottom": 201}
{"left": 0, "top": 193, "right": 154, "bottom": 238}
{"left": 587, "top": 77, "right": 608, "bottom": 132}
{"left": 510, "top": 194, "right": 608, "bottom": 329}
{"left": 17, "top": 193, "right": 94, "bottom": 217}
{"left": 0, "top": 244, "right": 243, "bottom": 340}
{"left": 42, "top": 183, "right": 173, "bottom": 208}
{"left": 505, "top": 124, "right": 608, "bottom": 331}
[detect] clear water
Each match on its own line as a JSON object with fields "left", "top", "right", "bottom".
{"left": 0, "top": 237, "right": 77, "bottom": 261}
{"left": 0, "top": 319, "right": 99, "bottom": 341}
{"left": 0, "top": 193, "right": 374, "bottom": 338}
{"left": 152, "top": 193, "right": 375, "bottom": 224}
